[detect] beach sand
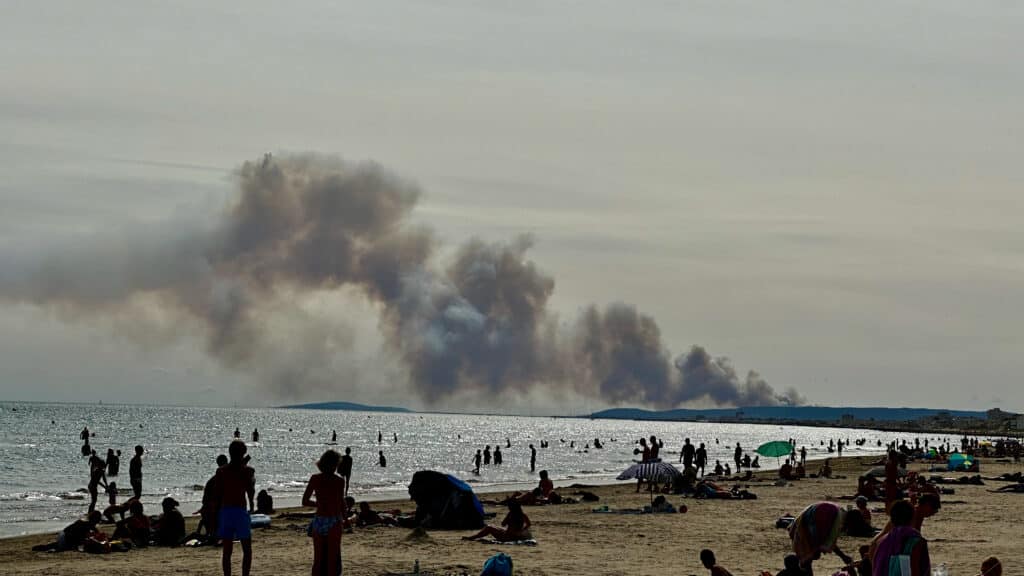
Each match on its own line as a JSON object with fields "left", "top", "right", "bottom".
{"left": 3, "top": 456, "right": 1021, "bottom": 575}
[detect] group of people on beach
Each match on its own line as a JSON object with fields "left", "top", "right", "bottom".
{"left": 39, "top": 424, "right": 1020, "bottom": 576}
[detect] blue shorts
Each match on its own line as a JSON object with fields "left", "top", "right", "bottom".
{"left": 217, "top": 507, "right": 252, "bottom": 540}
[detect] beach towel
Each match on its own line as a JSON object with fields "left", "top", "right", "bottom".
{"left": 789, "top": 502, "right": 846, "bottom": 565}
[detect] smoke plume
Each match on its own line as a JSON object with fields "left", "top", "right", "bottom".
{"left": 0, "top": 153, "right": 803, "bottom": 408}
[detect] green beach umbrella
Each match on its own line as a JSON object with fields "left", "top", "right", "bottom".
{"left": 756, "top": 441, "right": 794, "bottom": 458}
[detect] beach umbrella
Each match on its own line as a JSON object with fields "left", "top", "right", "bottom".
{"left": 617, "top": 461, "right": 681, "bottom": 503}
{"left": 756, "top": 441, "right": 795, "bottom": 458}
{"left": 756, "top": 440, "right": 795, "bottom": 467}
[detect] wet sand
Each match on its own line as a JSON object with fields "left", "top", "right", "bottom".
{"left": 3, "top": 456, "right": 1021, "bottom": 575}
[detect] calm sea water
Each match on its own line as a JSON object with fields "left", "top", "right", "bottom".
{"left": 0, "top": 402, "right": 941, "bottom": 538}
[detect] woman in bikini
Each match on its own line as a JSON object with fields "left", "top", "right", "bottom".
{"left": 302, "top": 449, "right": 347, "bottom": 576}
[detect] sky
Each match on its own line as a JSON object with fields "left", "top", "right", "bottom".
{"left": 1, "top": 2, "right": 1022, "bottom": 412}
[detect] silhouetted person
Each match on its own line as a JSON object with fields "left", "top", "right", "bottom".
{"left": 129, "top": 445, "right": 144, "bottom": 498}
{"left": 506, "top": 438, "right": 511, "bottom": 448}
{"left": 80, "top": 427, "right": 90, "bottom": 441}
{"left": 87, "top": 450, "right": 107, "bottom": 514}
{"left": 378, "top": 430, "right": 382, "bottom": 443}
{"left": 530, "top": 444, "right": 537, "bottom": 472}
{"left": 216, "top": 440, "right": 255, "bottom": 576}
{"left": 484, "top": 445, "right": 492, "bottom": 465}
{"left": 695, "top": 442, "right": 708, "bottom": 476}
{"left": 106, "top": 448, "right": 119, "bottom": 476}
{"left": 378, "top": 450, "right": 386, "bottom": 468}
{"left": 393, "top": 432, "right": 398, "bottom": 443}
{"left": 339, "top": 447, "right": 353, "bottom": 496}
{"left": 251, "top": 428, "right": 259, "bottom": 443}
{"left": 494, "top": 445, "right": 503, "bottom": 465}
{"left": 256, "top": 490, "right": 274, "bottom": 515}
{"left": 233, "top": 428, "right": 240, "bottom": 439}
{"left": 331, "top": 430, "right": 337, "bottom": 443}
{"left": 153, "top": 497, "right": 186, "bottom": 546}
{"left": 474, "top": 450, "right": 482, "bottom": 474}
{"left": 681, "top": 438, "right": 695, "bottom": 466}
{"left": 734, "top": 443, "right": 742, "bottom": 472}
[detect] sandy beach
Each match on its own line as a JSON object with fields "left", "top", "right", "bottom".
{"left": 3, "top": 455, "right": 1020, "bottom": 576}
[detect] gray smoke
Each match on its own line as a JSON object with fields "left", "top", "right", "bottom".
{"left": 0, "top": 153, "right": 803, "bottom": 408}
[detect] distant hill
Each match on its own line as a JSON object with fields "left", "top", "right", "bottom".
{"left": 590, "top": 405, "right": 987, "bottom": 422}
{"left": 281, "top": 401, "right": 412, "bottom": 413}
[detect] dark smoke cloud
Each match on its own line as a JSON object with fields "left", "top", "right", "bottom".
{"left": 0, "top": 153, "right": 803, "bottom": 408}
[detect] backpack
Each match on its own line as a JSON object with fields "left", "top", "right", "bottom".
{"left": 481, "top": 552, "right": 513, "bottom": 576}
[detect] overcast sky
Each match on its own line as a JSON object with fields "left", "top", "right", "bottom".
{"left": 1, "top": 2, "right": 1021, "bottom": 412}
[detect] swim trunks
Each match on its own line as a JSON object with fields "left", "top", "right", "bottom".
{"left": 217, "top": 506, "right": 252, "bottom": 540}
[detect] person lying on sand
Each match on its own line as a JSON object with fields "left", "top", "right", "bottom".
{"left": 989, "top": 483, "right": 1024, "bottom": 493}
{"left": 355, "top": 501, "right": 399, "bottom": 527}
{"left": 32, "top": 511, "right": 103, "bottom": 552}
{"left": 462, "top": 500, "right": 532, "bottom": 542}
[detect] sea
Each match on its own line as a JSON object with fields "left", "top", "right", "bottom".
{"left": 0, "top": 402, "right": 945, "bottom": 538}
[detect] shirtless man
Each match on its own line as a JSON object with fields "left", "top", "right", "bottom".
{"left": 216, "top": 440, "right": 255, "bottom": 576}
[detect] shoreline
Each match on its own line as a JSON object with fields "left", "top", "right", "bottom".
{"left": 3, "top": 455, "right": 1021, "bottom": 575}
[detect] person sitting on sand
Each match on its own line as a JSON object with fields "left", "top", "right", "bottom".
{"left": 794, "top": 463, "right": 806, "bottom": 479}
{"left": 819, "top": 459, "right": 833, "bottom": 479}
{"left": 32, "top": 511, "right": 104, "bottom": 552}
{"left": 462, "top": 500, "right": 532, "bottom": 542}
{"left": 858, "top": 475, "right": 880, "bottom": 500}
{"left": 113, "top": 499, "right": 150, "bottom": 547}
{"left": 872, "top": 500, "right": 930, "bottom": 576}
{"left": 700, "top": 548, "right": 734, "bottom": 576}
{"left": 774, "top": 553, "right": 805, "bottom": 576}
{"left": 845, "top": 496, "right": 875, "bottom": 537}
{"left": 779, "top": 459, "right": 795, "bottom": 481}
{"left": 152, "top": 497, "right": 185, "bottom": 546}
{"left": 538, "top": 469, "right": 554, "bottom": 498}
{"left": 650, "top": 494, "right": 676, "bottom": 513}
{"left": 256, "top": 489, "right": 274, "bottom": 515}
{"left": 752, "top": 456, "right": 761, "bottom": 468}
{"left": 977, "top": 557, "right": 1001, "bottom": 576}
{"left": 714, "top": 460, "right": 725, "bottom": 475}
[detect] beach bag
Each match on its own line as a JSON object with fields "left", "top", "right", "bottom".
{"left": 480, "top": 552, "right": 513, "bottom": 576}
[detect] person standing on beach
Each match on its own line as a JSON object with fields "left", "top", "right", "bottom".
{"left": 529, "top": 444, "right": 537, "bottom": 472}
{"left": 473, "top": 450, "right": 482, "bottom": 474}
{"left": 129, "top": 445, "right": 144, "bottom": 499}
{"left": 494, "top": 445, "right": 503, "bottom": 465}
{"left": 331, "top": 430, "right": 337, "bottom": 443}
{"left": 483, "top": 446, "right": 492, "bottom": 465}
{"left": 681, "top": 438, "right": 695, "bottom": 467}
{"left": 216, "top": 440, "right": 255, "bottom": 576}
{"left": 87, "top": 450, "right": 108, "bottom": 514}
{"left": 695, "top": 443, "right": 708, "bottom": 477}
{"left": 734, "top": 443, "right": 742, "bottom": 472}
{"left": 106, "top": 448, "right": 119, "bottom": 476}
{"left": 302, "top": 449, "right": 347, "bottom": 576}
{"left": 251, "top": 428, "right": 259, "bottom": 443}
{"left": 378, "top": 450, "right": 386, "bottom": 467}
{"left": 339, "top": 447, "right": 353, "bottom": 496}
{"left": 799, "top": 446, "right": 807, "bottom": 467}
